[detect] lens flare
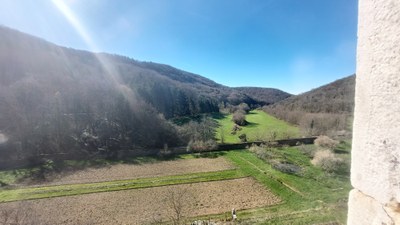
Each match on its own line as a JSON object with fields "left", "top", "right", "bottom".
{"left": 0, "top": 133, "right": 8, "bottom": 144}
{"left": 51, "top": 0, "right": 138, "bottom": 109}
{"left": 51, "top": 0, "right": 97, "bottom": 51}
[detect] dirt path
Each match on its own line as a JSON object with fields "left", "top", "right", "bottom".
{"left": 0, "top": 178, "right": 280, "bottom": 225}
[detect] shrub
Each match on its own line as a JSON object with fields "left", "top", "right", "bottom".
{"left": 238, "top": 133, "right": 247, "bottom": 142}
{"left": 298, "top": 144, "right": 316, "bottom": 158}
{"left": 249, "top": 144, "right": 302, "bottom": 175}
{"left": 0, "top": 181, "right": 8, "bottom": 187}
{"left": 232, "top": 110, "right": 247, "bottom": 126}
{"left": 249, "top": 144, "right": 275, "bottom": 160}
{"left": 30, "top": 159, "right": 56, "bottom": 182}
{"left": 249, "top": 144, "right": 265, "bottom": 158}
{"left": 272, "top": 161, "right": 302, "bottom": 175}
{"left": 267, "top": 130, "right": 277, "bottom": 141}
{"left": 231, "top": 124, "right": 242, "bottom": 132}
{"left": 312, "top": 150, "right": 346, "bottom": 173}
{"left": 187, "top": 140, "right": 218, "bottom": 153}
{"left": 158, "top": 144, "right": 173, "bottom": 158}
{"left": 178, "top": 118, "right": 217, "bottom": 144}
{"left": 314, "top": 135, "right": 339, "bottom": 150}
{"left": 238, "top": 103, "right": 250, "bottom": 113}
{"left": 249, "top": 144, "right": 263, "bottom": 152}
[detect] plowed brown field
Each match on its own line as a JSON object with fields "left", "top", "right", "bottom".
{"left": 32, "top": 157, "right": 235, "bottom": 186}
{"left": 1, "top": 178, "right": 280, "bottom": 225}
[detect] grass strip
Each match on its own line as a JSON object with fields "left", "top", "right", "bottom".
{"left": 223, "top": 150, "right": 350, "bottom": 224}
{"left": 0, "top": 169, "right": 245, "bottom": 203}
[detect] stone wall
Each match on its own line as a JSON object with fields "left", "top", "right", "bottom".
{"left": 348, "top": 0, "right": 400, "bottom": 224}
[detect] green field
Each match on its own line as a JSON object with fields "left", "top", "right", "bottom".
{"left": 0, "top": 148, "right": 351, "bottom": 224}
{"left": 215, "top": 110, "right": 300, "bottom": 143}
{"left": 222, "top": 146, "right": 351, "bottom": 224}
{"left": 0, "top": 111, "right": 351, "bottom": 224}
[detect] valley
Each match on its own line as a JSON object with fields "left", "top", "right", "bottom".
{"left": 0, "top": 110, "right": 352, "bottom": 224}
{"left": 0, "top": 26, "right": 354, "bottom": 224}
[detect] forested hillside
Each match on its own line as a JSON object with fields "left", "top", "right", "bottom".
{"left": 264, "top": 75, "right": 355, "bottom": 136}
{"left": 0, "top": 26, "right": 290, "bottom": 164}
{"left": 234, "top": 87, "right": 292, "bottom": 106}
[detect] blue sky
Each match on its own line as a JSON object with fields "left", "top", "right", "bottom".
{"left": 0, "top": 0, "right": 358, "bottom": 94}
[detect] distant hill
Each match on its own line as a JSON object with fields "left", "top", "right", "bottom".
{"left": 104, "top": 55, "right": 280, "bottom": 115}
{"left": 265, "top": 75, "right": 355, "bottom": 114}
{"left": 0, "top": 26, "right": 289, "bottom": 163}
{"left": 234, "top": 87, "right": 292, "bottom": 106}
{"left": 264, "top": 75, "right": 355, "bottom": 135}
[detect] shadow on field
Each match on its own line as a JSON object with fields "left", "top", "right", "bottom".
{"left": 333, "top": 149, "right": 348, "bottom": 154}
{"left": 247, "top": 111, "right": 258, "bottom": 115}
{"left": 193, "top": 151, "right": 226, "bottom": 159}
{"left": 211, "top": 113, "right": 227, "bottom": 120}
{"left": 246, "top": 121, "right": 259, "bottom": 128}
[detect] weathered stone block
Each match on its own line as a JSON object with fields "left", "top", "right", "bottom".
{"left": 348, "top": 190, "right": 398, "bottom": 225}
{"left": 351, "top": 0, "right": 400, "bottom": 205}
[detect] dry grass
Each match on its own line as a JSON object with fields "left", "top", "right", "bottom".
{"left": 314, "top": 135, "right": 339, "bottom": 150}
{"left": 0, "top": 178, "right": 280, "bottom": 225}
{"left": 312, "top": 150, "right": 345, "bottom": 173}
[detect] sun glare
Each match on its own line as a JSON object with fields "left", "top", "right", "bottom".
{"left": 51, "top": 0, "right": 97, "bottom": 51}
{"left": 51, "top": 0, "right": 138, "bottom": 109}
{"left": 0, "top": 133, "right": 8, "bottom": 144}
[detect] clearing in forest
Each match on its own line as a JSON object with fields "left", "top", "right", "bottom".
{"left": 216, "top": 110, "right": 300, "bottom": 143}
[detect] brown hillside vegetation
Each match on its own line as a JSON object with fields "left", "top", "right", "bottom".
{"left": 264, "top": 75, "right": 355, "bottom": 136}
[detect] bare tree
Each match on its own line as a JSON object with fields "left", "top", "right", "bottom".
{"left": 219, "top": 127, "right": 225, "bottom": 144}
{"left": 232, "top": 110, "right": 247, "bottom": 126}
{"left": 164, "top": 187, "right": 192, "bottom": 225}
